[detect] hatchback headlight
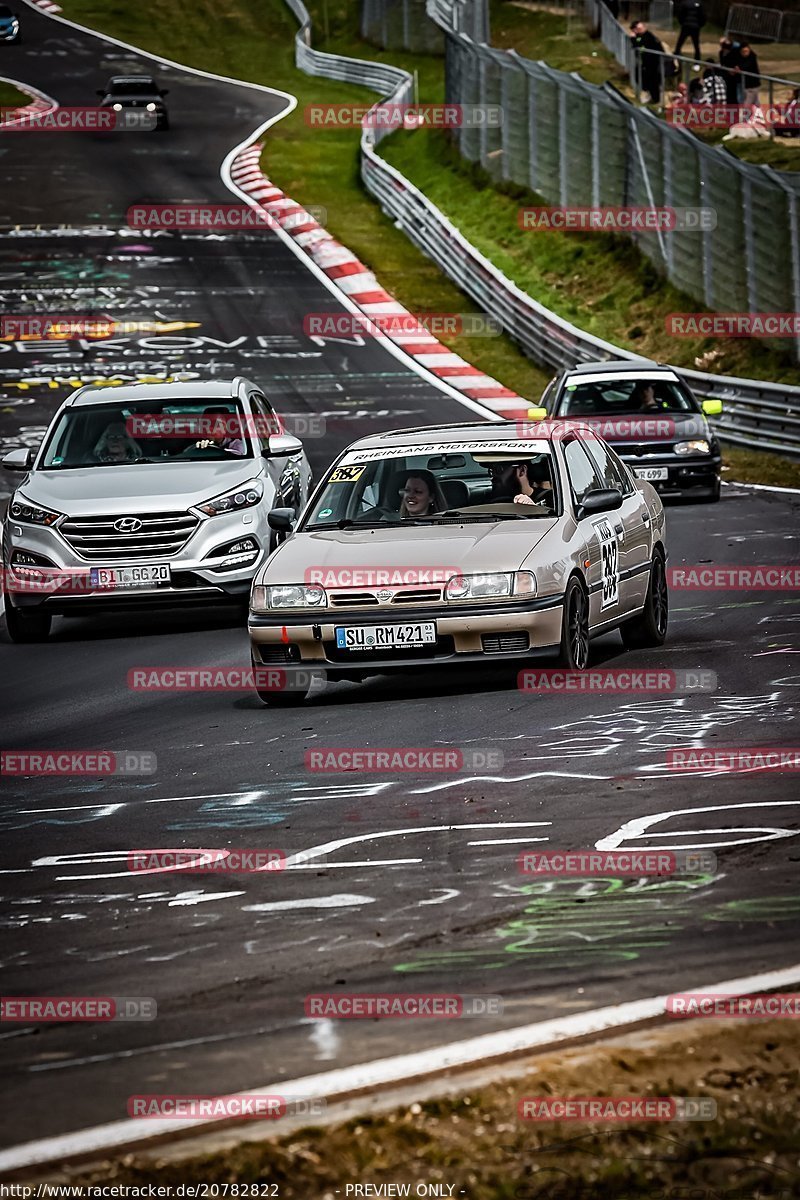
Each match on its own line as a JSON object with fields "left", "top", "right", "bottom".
{"left": 445, "top": 571, "right": 536, "bottom": 601}
{"left": 251, "top": 584, "right": 327, "bottom": 611}
{"left": 674, "top": 440, "right": 711, "bottom": 455}
{"left": 146, "top": 102, "right": 157, "bottom": 111}
{"left": 112, "top": 103, "right": 123, "bottom": 112}
{"left": 197, "top": 480, "right": 263, "bottom": 517}
{"left": 9, "top": 496, "right": 62, "bottom": 527}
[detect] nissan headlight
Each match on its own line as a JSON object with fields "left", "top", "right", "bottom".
{"left": 197, "top": 480, "right": 263, "bottom": 517}
{"left": 251, "top": 584, "right": 327, "bottom": 611}
{"left": 9, "top": 496, "right": 62, "bottom": 527}
{"left": 445, "top": 571, "right": 536, "bottom": 601}
{"left": 675, "top": 440, "right": 711, "bottom": 455}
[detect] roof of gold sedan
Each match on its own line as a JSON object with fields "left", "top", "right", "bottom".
{"left": 344, "top": 421, "right": 546, "bottom": 453}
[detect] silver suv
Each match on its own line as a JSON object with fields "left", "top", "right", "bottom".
{"left": 1, "top": 378, "right": 312, "bottom": 642}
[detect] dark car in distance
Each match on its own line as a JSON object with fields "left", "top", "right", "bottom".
{"left": 535, "top": 359, "right": 723, "bottom": 502}
{"left": 96, "top": 76, "right": 169, "bottom": 130}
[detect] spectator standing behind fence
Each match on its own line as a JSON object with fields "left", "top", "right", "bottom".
{"left": 674, "top": 0, "right": 705, "bottom": 62}
{"left": 719, "top": 36, "right": 742, "bottom": 103}
{"left": 700, "top": 59, "right": 728, "bottom": 104}
{"left": 736, "top": 42, "right": 761, "bottom": 108}
{"left": 774, "top": 87, "right": 800, "bottom": 138}
{"left": 630, "top": 20, "right": 664, "bottom": 104}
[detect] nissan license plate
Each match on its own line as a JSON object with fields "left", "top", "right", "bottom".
{"left": 90, "top": 564, "right": 171, "bottom": 589}
{"left": 335, "top": 623, "right": 436, "bottom": 650}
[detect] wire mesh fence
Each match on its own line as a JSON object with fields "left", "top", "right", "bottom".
{"left": 439, "top": 22, "right": 800, "bottom": 363}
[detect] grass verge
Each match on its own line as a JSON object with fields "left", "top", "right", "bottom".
{"left": 43, "top": 1020, "right": 800, "bottom": 1194}
{"left": 0, "top": 81, "right": 30, "bottom": 107}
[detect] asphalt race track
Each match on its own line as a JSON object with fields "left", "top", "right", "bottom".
{"left": 1, "top": 0, "right": 799, "bottom": 1157}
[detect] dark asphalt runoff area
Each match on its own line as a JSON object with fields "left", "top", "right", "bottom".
{"left": 0, "top": 0, "right": 799, "bottom": 1155}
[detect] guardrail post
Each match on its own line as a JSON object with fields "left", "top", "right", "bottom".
{"left": 590, "top": 94, "right": 600, "bottom": 209}
{"left": 558, "top": 83, "right": 568, "bottom": 208}
{"left": 741, "top": 175, "right": 757, "bottom": 316}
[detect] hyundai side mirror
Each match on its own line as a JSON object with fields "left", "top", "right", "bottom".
{"left": 267, "top": 507, "right": 296, "bottom": 533}
{"left": 2, "top": 448, "right": 33, "bottom": 472}
{"left": 526, "top": 406, "right": 548, "bottom": 421}
{"left": 578, "top": 487, "right": 623, "bottom": 518}
{"left": 264, "top": 433, "right": 303, "bottom": 459}
{"left": 701, "top": 398, "right": 723, "bottom": 416}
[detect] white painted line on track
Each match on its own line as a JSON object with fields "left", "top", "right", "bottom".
{"left": 722, "top": 480, "right": 800, "bottom": 496}
{"left": 2, "top": 962, "right": 799, "bottom": 1174}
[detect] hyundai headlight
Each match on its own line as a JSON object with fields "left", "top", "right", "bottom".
{"left": 675, "top": 440, "right": 711, "bottom": 455}
{"left": 9, "top": 496, "right": 62, "bottom": 527}
{"left": 251, "top": 584, "right": 327, "bottom": 611}
{"left": 445, "top": 571, "right": 536, "bottom": 601}
{"left": 197, "top": 480, "right": 263, "bottom": 517}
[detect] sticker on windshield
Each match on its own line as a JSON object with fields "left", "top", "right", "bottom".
{"left": 593, "top": 517, "right": 619, "bottom": 610}
{"left": 328, "top": 464, "right": 365, "bottom": 484}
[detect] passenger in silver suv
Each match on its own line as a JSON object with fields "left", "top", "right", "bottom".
{"left": 1, "top": 378, "right": 312, "bottom": 642}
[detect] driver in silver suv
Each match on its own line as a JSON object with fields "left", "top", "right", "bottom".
{"left": 1, "top": 378, "right": 311, "bottom": 642}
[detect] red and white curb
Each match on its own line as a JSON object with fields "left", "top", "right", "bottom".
{"left": 31, "top": 0, "right": 62, "bottom": 12}
{"left": 229, "top": 144, "right": 532, "bottom": 420}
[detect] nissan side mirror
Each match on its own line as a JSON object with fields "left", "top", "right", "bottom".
{"left": 578, "top": 487, "right": 623, "bottom": 518}
{"left": 267, "top": 507, "right": 296, "bottom": 533}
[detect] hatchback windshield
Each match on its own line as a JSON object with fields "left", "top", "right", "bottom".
{"left": 40, "top": 401, "right": 256, "bottom": 468}
{"left": 558, "top": 376, "right": 695, "bottom": 417}
{"left": 303, "top": 447, "right": 559, "bottom": 529}
{"left": 108, "top": 79, "right": 158, "bottom": 96}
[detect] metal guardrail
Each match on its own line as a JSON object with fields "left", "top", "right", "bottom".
{"left": 280, "top": 0, "right": 800, "bottom": 457}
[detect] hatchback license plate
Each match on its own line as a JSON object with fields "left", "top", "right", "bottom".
{"left": 90, "top": 564, "right": 171, "bottom": 589}
{"left": 335, "top": 623, "right": 436, "bottom": 650}
{"left": 635, "top": 467, "right": 669, "bottom": 481}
